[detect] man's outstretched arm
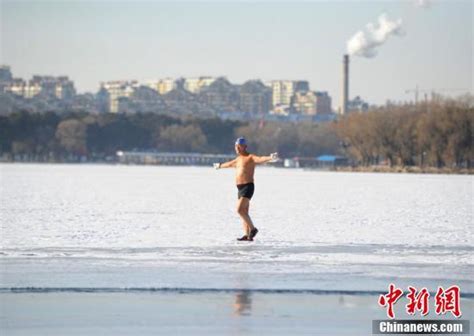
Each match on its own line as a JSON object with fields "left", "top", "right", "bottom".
{"left": 214, "top": 158, "right": 237, "bottom": 169}
{"left": 252, "top": 153, "right": 279, "bottom": 164}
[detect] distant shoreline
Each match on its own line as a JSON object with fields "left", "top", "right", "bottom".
{"left": 1, "top": 160, "right": 472, "bottom": 175}
{"left": 333, "top": 165, "right": 474, "bottom": 175}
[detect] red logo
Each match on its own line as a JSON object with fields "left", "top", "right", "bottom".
{"left": 378, "top": 284, "right": 462, "bottom": 319}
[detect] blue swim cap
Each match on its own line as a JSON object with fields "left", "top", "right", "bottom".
{"left": 235, "top": 137, "right": 247, "bottom": 146}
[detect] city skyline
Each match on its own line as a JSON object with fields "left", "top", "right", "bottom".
{"left": 1, "top": 66, "right": 339, "bottom": 117}
{"left": 1, "top": 0, "right": 472, "bottom": 105}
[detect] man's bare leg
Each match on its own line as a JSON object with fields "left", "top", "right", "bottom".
{"left": 237, "top": 197, "right": 255, "bottom": 237}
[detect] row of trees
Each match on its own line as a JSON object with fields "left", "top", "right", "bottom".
{"left": 1, "top": 96, "right": 472, "bottom": 168}
{"left": 0, "top": 112, "right": 238, "bottom": 158}
{"left": 335, "top": 98, "right": 473, "bottom": 167}
{"left": 0, "top": 111, "right": 338, "bottom": 160}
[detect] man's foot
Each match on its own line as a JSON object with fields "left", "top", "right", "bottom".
{"left": 237, "top": 235, "right": 253, "bottom": 241}
{"left": 249, "top": 228, "right": 259, "bottom": 239}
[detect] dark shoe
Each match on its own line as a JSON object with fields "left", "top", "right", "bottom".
{"left": 249, "top": 228, "right": 259, "bottom": 239}
{"left": 237, "top": 235, "right": 249, "bottom": 241}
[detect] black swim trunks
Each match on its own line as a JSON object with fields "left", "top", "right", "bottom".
{"left": 237, "top": 182, "right": 255, "bottom": 200}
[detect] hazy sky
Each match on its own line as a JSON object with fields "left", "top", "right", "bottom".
{"left": 1, "top": 0, "right": 472, "bottom": 105}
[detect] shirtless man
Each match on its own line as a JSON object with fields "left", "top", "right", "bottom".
{"left": 214, "top": 137, "right": 278, "bottom": 241}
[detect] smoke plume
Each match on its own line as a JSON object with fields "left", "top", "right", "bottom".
{"left": 414, "top": 0, "right": 432, "bottom": 9}
{"left": 347, "top": 13, "right": 404, "bottom": 58}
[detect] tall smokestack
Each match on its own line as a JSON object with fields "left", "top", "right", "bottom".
{"left": 342, "top": 54, "right": 349, "bottom": 114}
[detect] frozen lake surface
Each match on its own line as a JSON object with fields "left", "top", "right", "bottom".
{"left": 0, "top": 164, "right": 472, "bottom": 294}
